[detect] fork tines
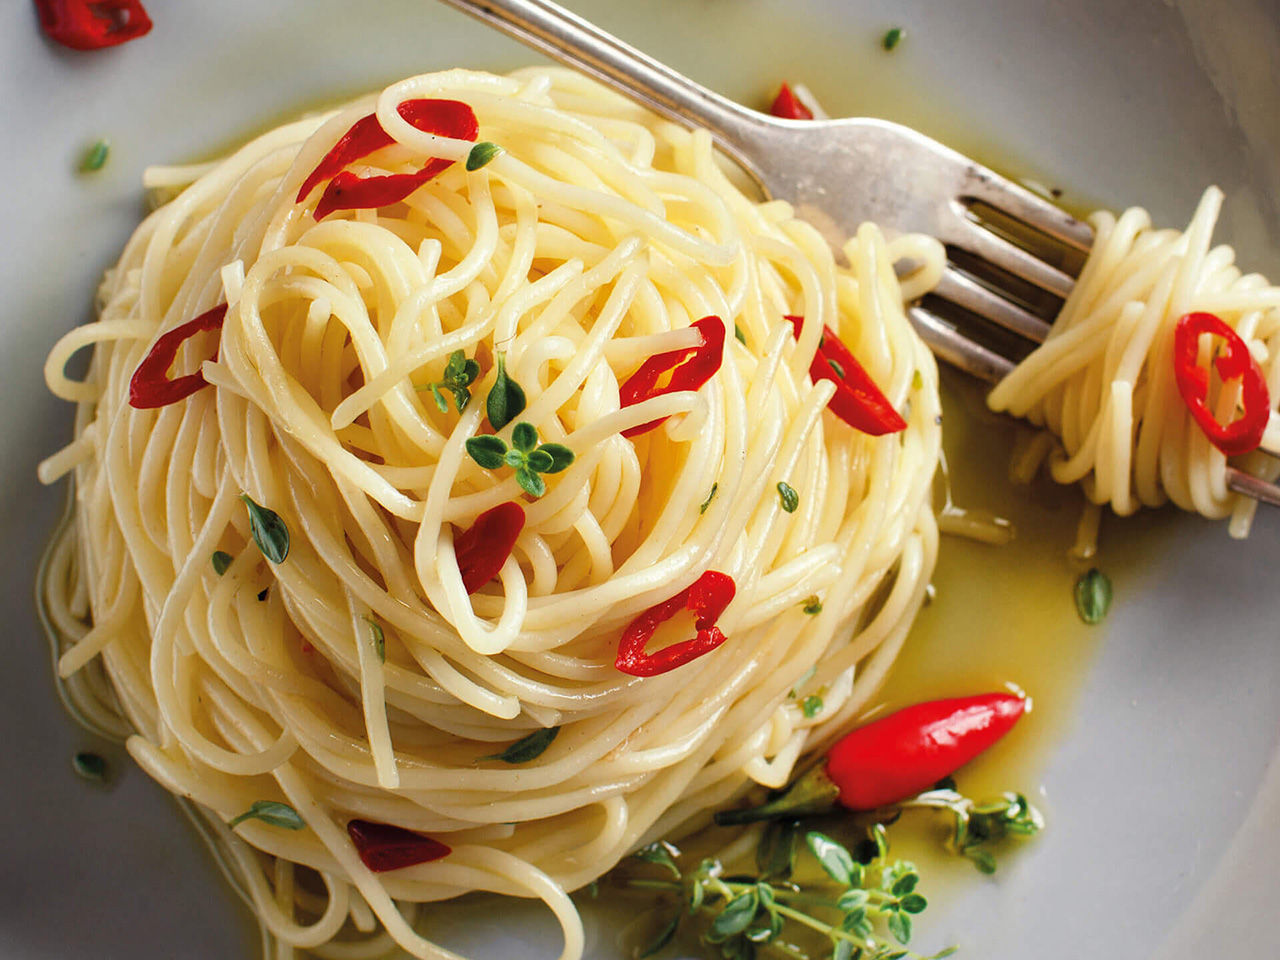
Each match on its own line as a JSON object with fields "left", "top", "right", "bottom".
{"left": 908, "top": 165, "right": 1093, "bottom": 384}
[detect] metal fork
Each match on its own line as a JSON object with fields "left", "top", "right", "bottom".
{"left": 437, "top": 0, "right": 1280, "bottom": 506}
{"left": 439, "top": 0, "right": 1092, "bottom": 384}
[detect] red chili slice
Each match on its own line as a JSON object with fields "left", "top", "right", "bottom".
{"left": 127, "top": 304, "right": 227, "bottom": 409}
{"left": 786, "top": 315, "right": 906, "bottom": 436}
{"left": 619, "top": 316, "right": 726, "bottom": 438}
{"left": 454, "top": 502, "right": 525, "bottom": 594}
{"left": 615, "top": 570, "right": 736, "bottom": 677}
{"left": 298, "top": 99, "right": 479, "bottom": 221}
{"left": 346, "top": 819, "right": 451, "bottom": 873}
{"left": 36, "top": 0, "right": 152, "bottom": 51}
{"left": 1172, "top": 311, "right": 1271, "bottom": 456}
{"left": 769, "top": 82, "right": 814, "bottom": 120}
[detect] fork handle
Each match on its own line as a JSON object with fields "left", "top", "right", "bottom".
{"left": 436, "top": 0, "right": 769, "bottom": 172}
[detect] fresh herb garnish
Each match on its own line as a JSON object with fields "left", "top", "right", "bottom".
{"left": 418, "top": 350, "right": 480, "bottom": 413}
{"left": 466, "top": 141, "right": 504, "bottom": 171}
{"left": 734, "top": 323, "right": 747, "bottom": 346}
{"left": 699, "top": 483, "right": 718, "bottom": 515}
{"left": 755, "top": 819, "right": 799, "bottom": 880}
{"left": 898, "top": 788, "right": 1044, "bottom": 874}
{"left": 802, "top": 694, "right": 824, "bottom": 718}
{"left": 228, "top": 800, "right": 306, "bottom": 830}
{"left": 364, "top": 616, "right": 386, "bottom": 662}
{"left": 72, "top": 751, "right": 107, "bottom": 782}
{"left": 639, "top": 914, "right": 681, "bottom": 958}
{"left": 465, "top": 435, "right": 507, "bottom": 469}
{"left": 481, "top": 726, "right": 560, "bottom": 763}
{"left": 1073, "top": 568, "right": 1112, "bottom": 624}
{"left": 789, "top": 666, "right": 816, "bottom": 699}
{"left": 464, "top": 422, "right": 574, "bottom": 498}
{"left": 828, "top": 358, "right": 846, "bottom": 379}
{"left": 634, "top": 841, "right": 683, "bottom": 878}
{"left": 80, "top": 139, "right": 110, "bottom": 173}
{"left": 620, "top": 823, "right": 958, "bottom": 960}
{"left": 883, "top": 27, "right": 905, "bottom": 51}
{"left": 776, "top": 481, "right": 799, "bottom": 513}
{"left": 802, "top": 596, "right": 823, "bottom": 615}
{"left": 240, "top": 494, "right": 289, "bottom": 563}
{"left": 486, "top": 353, "right": 527, "bottom": 430}
{"left": 211, "top": 550, "right": 233, "bottom": 575}
{"left": 912, "top": 369, "right": 924, "bottom": 391}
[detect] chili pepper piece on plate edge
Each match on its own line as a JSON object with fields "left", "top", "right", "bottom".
{"left": 36, "top": 0, "right": 153, "bottom": 51}
{"left": 128, "top": 304, "right": 227, "bottom": 409}
{"left": 786, "top": 315, "right": 906, "bottom": 436}
{"left": 454, "top": 502, "right": 525, "bottom": 594}
{"left": 619, "top": 315, "right": 725, "bottom": 438}
{"left": 714, "top": 692, "right": 1026, "bottom": 825}
{"left": 615, "top": 570, "right": 736, "bottom": 676}
{"left": 770, "top": 82, "right": 815, "bottom": 120}
{"left": 1172, "top": 311, "right": 1271, "bottom": 456}
{"left": 346, "top": 819, "right": 450, "bottom": 873}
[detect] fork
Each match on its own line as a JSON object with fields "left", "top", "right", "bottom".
{"left": 439, "top": 0, "right": 1091, "bottom": 381}
{"left": 436, "top": 0, "right": 1280, "bottom": 505}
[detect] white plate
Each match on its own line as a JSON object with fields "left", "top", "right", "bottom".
{"left": 3, "top": 1, "right": 1278, "bottom": 958}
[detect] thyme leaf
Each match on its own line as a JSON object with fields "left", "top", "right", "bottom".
{"left": 228, "top": 800, "right": 305, "bottom": 830}
{"left": 776, "top": 481, "right": 799, "bottom": 513}
{"left": 466, "top": 141, "right": 504, "bottom": 171}
{"left": 240, "top": 494, "right": 289, "bottom": 563}
{"left": 699, "top": 483, "right": 718, "bottom": 514}
{"left": 1074, "top": 567, "right": 1112, "bottom": 624}
{"left": 486, "top": 354, "right": 526, "bottom": 430}
{"left": 481, "top": 726, "right": 560, "bottom": 763}
{"left": 72, "top": 751, "right": 107, "bottom": 782}
{"left": 80, "top": 139, "right": 110, "bottom": 173}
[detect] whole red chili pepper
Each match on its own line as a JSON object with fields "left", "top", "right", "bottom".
{"left": 714, "top": 692, "right": 1026, "bottom": 824}
{"left": 769, "top": 82, "right": 814, "bottom": 120}
{"left": 454, "top": 502, "right": 525, "bottom": 594}
{"left": 128, "top": 304, "right": 227, "bottom": 409}
{"left": 614, "top": 570, "right": 736, "bottom": 676}
{"left": 619, "top": 315, "right": 726, "bottom": 438}
{"left": 35, "top": 0, "right": 152, "bottom": 51}
{"left": 786, "top": 315, "right": 907, "bottom": 436}
{"left": 1172, "top": 311, "right": 1271, "bottom": 456}
{"left": 298, "top": 99, "right": 479, "bottom": 221}
{"left": 346, "top": 819, "right": 451, "bottom": 873}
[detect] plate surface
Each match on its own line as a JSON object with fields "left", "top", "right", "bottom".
{"left": 2, "top": 1, "right": 1278, "bottom": 958}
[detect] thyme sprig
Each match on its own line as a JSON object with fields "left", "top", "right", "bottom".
{"left": 465, "top": 422, "right": 574, "bottom": 497}
{"left": 621, "top": 825, "right": 953, "bottom": 960}
{"left": 418, "top": 349, "right": 480, "bottom": 413}
{"left": 895, "top": 787, "right": 1044, "bottom": 874}
{"left": 615, "top": 783, "right": 1043, "bottom": 959}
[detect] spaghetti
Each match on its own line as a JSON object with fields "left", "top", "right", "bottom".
{"left": 990, "top": 186, "right": 1280, "bottom": 539}
{"left": 39, "top": 68, "right": 943, "bottom": 959}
